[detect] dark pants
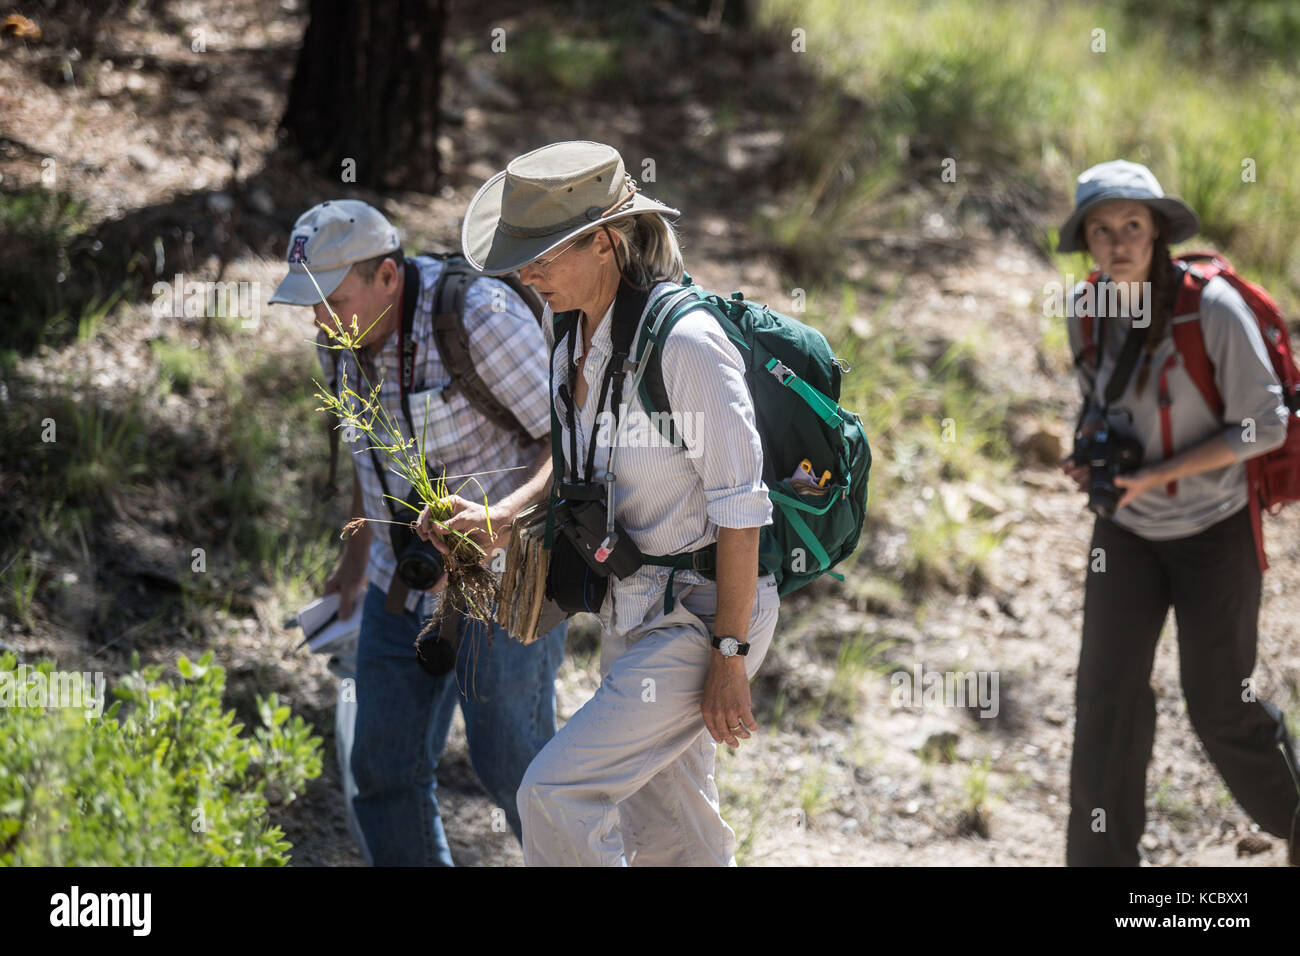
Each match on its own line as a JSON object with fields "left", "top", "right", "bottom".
{"left": 351, "top": 582, "right": 566, "bottom": 866}
{"left": 1066, "top": 505, "right": 1300, "bottom": 866}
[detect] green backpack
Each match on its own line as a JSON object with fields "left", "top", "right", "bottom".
{"left": 635, "top": 276, "right": 871, "bottom": 596}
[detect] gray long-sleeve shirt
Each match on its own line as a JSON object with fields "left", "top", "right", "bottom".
{"left": 1067, "top": 266, "right": 1288, "bottom": 540}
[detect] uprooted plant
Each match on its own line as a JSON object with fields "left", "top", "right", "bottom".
{"left": 303, "top": 265, "right": 499, "bottom": 634}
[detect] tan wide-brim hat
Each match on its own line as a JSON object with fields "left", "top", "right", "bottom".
{"left": 461, "top": 141, "right": 681, "bottom": 276}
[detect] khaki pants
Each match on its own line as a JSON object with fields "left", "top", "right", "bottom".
{"left": 518, "top": 574, "right": 780, "bottom": 866}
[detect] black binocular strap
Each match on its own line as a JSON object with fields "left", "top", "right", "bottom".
{"left": 1093, "top": 266, "right": 1188, "bottom": 411}
{"left": 1096, "top": 317, "right": 1148, "bottom": 411}
{"left": 559, "top": 280, "right": 651, "bottom": 484}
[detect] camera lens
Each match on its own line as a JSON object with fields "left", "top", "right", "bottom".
{"left": 1088, "top": 493, "right": 1118, "bottom": 520}
{"left": 397, "top": 539, "right": 446, "bottom": 591}
{"left": 415, "top": 630, "right": 456, "bottom": 676}
{"left": 1087, "top": 472, "right": 1120, "bottom": 519}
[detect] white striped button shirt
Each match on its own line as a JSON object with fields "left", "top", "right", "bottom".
{"left": 544, "top": 280, "right": 773, "bottom": 637}
{"left": 318, "top": 255, "right": 552, "bottom": 612}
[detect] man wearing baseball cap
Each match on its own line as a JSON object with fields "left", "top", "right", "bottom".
{"left": 271, "top": 199, "right": 567, "bottom": 866}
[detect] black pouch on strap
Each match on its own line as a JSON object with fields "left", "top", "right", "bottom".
{"left": 546, "top": 530, "right": 609, "bottom": 613}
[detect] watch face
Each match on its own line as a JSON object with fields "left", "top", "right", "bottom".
{"left": 719, "top": 637, "right": 739, "bottom": 657}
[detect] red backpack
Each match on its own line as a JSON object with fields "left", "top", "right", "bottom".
{"left": 1077, "top": 252, "right": 1300, "bottom": 571}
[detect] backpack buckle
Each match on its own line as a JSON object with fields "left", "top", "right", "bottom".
{"left": 769, "top": 360, "right": 794, "bottom": 383}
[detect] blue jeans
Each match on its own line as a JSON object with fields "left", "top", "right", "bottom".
{"left": 351, "top": 581, "right": 566, "bottom": 866}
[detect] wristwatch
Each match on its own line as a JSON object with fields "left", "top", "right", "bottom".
{"left": 712, "top": 635, "right": 750, "bottom": 657}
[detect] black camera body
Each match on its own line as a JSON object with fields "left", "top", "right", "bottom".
{"left": 1071, "top": 417, "right": 1145, "bottom": 520}
{"left": 389, "top": 487, "right": 446, "bottom": 591}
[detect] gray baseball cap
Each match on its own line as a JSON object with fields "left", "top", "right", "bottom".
{"left": 269, "top": 199, "right": 401, "bottom": 306}
{"left": 1057, "top": 159, "right": 1198, "bottom": 253}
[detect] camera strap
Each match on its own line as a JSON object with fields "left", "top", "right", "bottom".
{"left": 396, "top": 257, "right": 422, "bottom": 439}
{"left": 1092, "top": 265, "right": 1186, "bottom": 413}
{"left": 1097, "top": 315, "right": 1148, "bottom": 412}
{"left": 367, "top": 259, "right": 426, "bottom": 612}
{"left": 366, "top": 257, "right": 425, "bottom": 516}
{"left": 558, "top": 280, "right": 651, "bottom": 483}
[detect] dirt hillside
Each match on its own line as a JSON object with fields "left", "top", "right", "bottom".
{"left": 1, "top": 0, "right": 1296, "bottom": 867}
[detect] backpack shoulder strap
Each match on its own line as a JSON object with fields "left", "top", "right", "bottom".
{"left": 1170, "top": 263, "right": 1226, "bottom": 419}
{"left": 1180, "top": 251, "right": 1298, "bottom": 402}
{"left": 428, "top": 256, "right": 538, "bottom": 444}
{"left": 543, "top": 308, "right": 581, "bottom": 551}
{"left": 634, "top": 285, "right": 718, "bottom": 445}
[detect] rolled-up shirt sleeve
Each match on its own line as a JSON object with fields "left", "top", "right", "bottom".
{"left": 659, "top": 310, "right": 772, "bottom": 530}
{"left": 1200, "top": 277, "right": 1289, "bottom": 460}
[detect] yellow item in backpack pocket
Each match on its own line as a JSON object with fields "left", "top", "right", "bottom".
{"left": 789, "top": 458, "right": 832, "bottom": 496}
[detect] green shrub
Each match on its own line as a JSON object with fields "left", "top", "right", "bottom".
{"left": 0, "top": 651, "right": 322, "bottom": 865}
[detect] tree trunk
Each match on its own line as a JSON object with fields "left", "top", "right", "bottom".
{"left": 281, "top": 0, "right": 446, "bottom": 193}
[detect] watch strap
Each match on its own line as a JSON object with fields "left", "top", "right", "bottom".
{"left": 711, "top": 635, "right": 751, "bottom": 656}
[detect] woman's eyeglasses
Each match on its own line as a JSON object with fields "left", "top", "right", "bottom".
{"left": 529, "top": 235, "right": 586, "bottom": 272}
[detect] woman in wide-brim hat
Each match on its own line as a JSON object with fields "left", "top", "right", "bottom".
{"left": 1057, "top": 159, "right": 1299, "bottom": 866}
{"left": 426, "top": 141, "right": 780, "bottom": 865}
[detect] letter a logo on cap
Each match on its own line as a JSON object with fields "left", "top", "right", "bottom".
{"left": 288, "top": 235, "right": 310, "bottom": 264}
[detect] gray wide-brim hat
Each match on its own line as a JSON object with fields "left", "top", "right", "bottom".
{"left": 461, "top": 141, "right": 681, "bottom": 276}
{"left": 1057, "top": 159, "right": 1199, "bottom": 253}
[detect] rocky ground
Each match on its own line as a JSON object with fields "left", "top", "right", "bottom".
{"left": 2, "top": 0, "right": 1296, "bottom": 867}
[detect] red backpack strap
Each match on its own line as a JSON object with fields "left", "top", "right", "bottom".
{"left": 1174, "top": 250, "right": 1223, "bottom": 270}
{"left": 1170, "top": 268, "right": 1225, "bottom": 418}
{"left": 1156, "top": 353, "right": 1180, "bottom": 496}
{"left": 1158, "top": 268, "right": 1224, "bottom": 498}
{"left": 1246, "top": 456, "right": 1270, "bottom": 573}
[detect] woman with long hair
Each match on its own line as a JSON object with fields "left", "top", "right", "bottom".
{"left": 426, "top": 141, "right": 778, "bottom": 865}
{"left": 1058, "top": 159, "right": 1299, "bottom": 865}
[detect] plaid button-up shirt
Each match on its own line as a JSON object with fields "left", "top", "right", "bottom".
{"left": 318, "top": 255, "right": 552, "bottom": 612}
